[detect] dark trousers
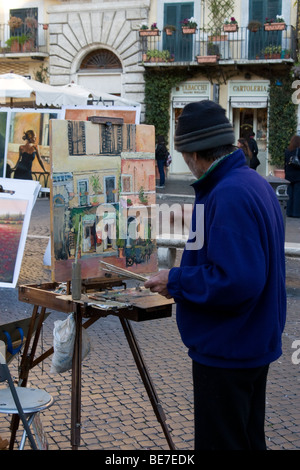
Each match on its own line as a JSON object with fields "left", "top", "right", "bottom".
{"left": 287, "top": 182, "right": 300, "bottom": 217}
{"left": 157, "top": 159, "right": 165, "bottom": 186}
{"left": 192, "top": 361, "right": 269, "bottom": 450}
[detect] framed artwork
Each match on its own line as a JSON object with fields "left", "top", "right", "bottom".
{"left": 1, "top": 108, "right": 62, "bottom": 187}
{"left": 63, "top": 105, "right": 140, "bottom": 125}
{"left": 50, "top": 119, "right": 157, "bottom": 282}
{"left": 0, "top": 178, "right": 41, "bottom": 288}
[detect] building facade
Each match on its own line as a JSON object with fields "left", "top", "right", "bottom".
{"left": 0, "top": 0, "right": 298, "bottom": 176}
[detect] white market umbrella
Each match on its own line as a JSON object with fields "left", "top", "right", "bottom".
{"left": 61, "top": 82, "right": 141, "bottom": 107}
{"left": 0, "top": 73, "right": 93, "bottom": 107}
{"left": 0, "top": 73, "right": 141, "bottom": 109}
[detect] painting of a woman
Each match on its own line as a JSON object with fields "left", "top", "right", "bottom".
{"left": 13, "top": 129, "right": 47, "bottom": 180}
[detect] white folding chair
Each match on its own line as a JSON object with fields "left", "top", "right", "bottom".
{"left": 0, "top": 340, "right": 54, "bottom": 450}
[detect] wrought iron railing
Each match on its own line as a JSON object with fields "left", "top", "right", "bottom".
{"left": 0, "top": 22, "right": 48, "bottom": 55}
{"left": 140, "top": 25, "right": 296, "bottom": 64}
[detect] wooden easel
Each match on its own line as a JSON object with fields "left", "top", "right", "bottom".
{"left": 10, "top": 278, "right": 175, "bottom": 450}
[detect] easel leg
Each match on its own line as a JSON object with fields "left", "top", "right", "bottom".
{"left": 120, "top": 317, "right": 175, "bottom": 450}
{"left": 71, "top": 305, "right": 82, "bottom": 450}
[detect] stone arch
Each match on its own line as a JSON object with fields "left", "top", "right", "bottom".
{"left": 79, "top": 49, "right": 122, "bottom": 71}
{"left": 48, "top": 4, "right": 147, "bottom": 105}
{"left": 71, "top": 45, "right": 124, "bottom": 95}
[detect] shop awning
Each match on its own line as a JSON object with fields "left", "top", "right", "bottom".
{"left": 230, "top": 97, "right": 268, "bottom": 108}
{"left": 172, "top": 97, "right": 209, "bottom": 108}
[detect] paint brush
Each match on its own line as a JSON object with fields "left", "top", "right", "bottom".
{"left": 99, "top": 260, "right": 148, "bottom": 282}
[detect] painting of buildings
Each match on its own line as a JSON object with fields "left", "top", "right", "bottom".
{"left": 50, "top": 119, "right": 157, "bottom": 282}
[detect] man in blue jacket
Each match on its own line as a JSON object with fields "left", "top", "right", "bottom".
{"left": 145, "top": 100, "right": 286, "bottom": 450}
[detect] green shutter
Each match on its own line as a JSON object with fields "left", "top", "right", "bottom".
{"left": 249, "top": 0, "right": 282, "bottom": 22}
{"left": 163, "top": 2, "right": 194, "bottom": 61}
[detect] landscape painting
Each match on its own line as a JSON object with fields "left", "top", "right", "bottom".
{"left": 0, "top": 198, "right": 28, "bottom": 285}
{"left": 0, "top": 178, "right": 41, "bottom": 288}
{"left": 50, "top": 119, "right": 157, "bottom": 282}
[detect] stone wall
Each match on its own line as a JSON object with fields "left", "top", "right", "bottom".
{"left": 48, "top": 1, "right": 150, "bottom": 114}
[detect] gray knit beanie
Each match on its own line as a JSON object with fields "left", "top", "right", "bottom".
{"left": 174, "top": 100, "right": 235, "bottom": 152}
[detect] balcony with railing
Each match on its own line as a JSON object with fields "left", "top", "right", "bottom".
{"left": 0, "top": 22, "right": 49, "bottom": 58}
{"left": 140, "top": 25, "right": 296, "bottom": 66}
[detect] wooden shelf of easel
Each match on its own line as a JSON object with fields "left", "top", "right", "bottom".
{"left": 18, "top": 279, "right": 173, "bottom": 322}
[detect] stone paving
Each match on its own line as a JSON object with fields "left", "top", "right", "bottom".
{"left": 0, "top": 191, "right": 300, "bottom": 451}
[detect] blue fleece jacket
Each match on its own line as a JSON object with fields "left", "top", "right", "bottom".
{"left": 167, "top": 149, "right": 286, "bottom": 368}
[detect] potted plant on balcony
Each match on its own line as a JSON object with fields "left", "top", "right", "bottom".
{"left": 7, "top": 16, "right": 23, "bottom": 52}
{"left": 247, "top": 20, "right": 262, "bottom": 32}
{"left": 139, "top": 23, "right": 160, "bottom": 37}
{"left": 22, "top": 17, "right": 38, "bottom": 51}
{"left": 196, "top": 42, "right": 220, "bottom": 63}
{"left": 8, "top": 16, "right": 23, "bottom": 30}
{"left": 163, "top": 24, "right": 176, "bottom": 36}
{"left": 181, "top": 17, "right": 197, "bottom": 34}
{"left": 5, "top": 34, "right": 29, "bottom": 53}
{"left": 264, "top": 15, "right": 286, "bottom": 31}
{"left": 263, "top": 45, "right": 272, "bottom": 59}
{"left": 223, "top": 17, "right": 239, "bottom": 32}
{"left": 145, "top": 49, "right": 172, "bottom": 63}
{"left": 271, "top": 45, "right": 282, "bottom": 59}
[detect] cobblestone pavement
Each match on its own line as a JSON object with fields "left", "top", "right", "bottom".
{"left": 0, "top": 194, "right": 300, "bottom": 451}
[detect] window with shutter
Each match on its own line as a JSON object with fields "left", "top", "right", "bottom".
{"left": 248, "top": 0, "right": 282, "bottom": 58}
{"left": 163, "top": 2, "right": 194, "bottom": 62}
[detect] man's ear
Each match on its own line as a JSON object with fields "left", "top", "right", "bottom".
{"left": 191, "top": 151, "right": 198, "bottom": 162}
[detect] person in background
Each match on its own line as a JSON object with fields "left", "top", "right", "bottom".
{"left": 155, "top": 135, "right": 168, "bottom": 188}
{"left": 13, "top": 130, "right": 47, "bottom": 180}
{"left": 284, "top": 135, "right": 300, "bottom": 218}
{"left": 248, "top": 131, "right": 260, "bottom": 170}
{"left": 237, "top": 137, "right": 252, "bottom": 166}
{"left": 145, "top": 100, "right": 286, "bottom": 450}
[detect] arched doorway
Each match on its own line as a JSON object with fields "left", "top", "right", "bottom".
{"left": 76, "top": 48, "right": 123, "bottom": 96}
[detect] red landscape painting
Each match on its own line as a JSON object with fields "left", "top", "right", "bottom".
{"left": 0, "top": 199, "right": 27, "bottom": 283}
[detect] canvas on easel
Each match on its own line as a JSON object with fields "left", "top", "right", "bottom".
{"left": 49, "top": 119, "right": 157, "bottom": 283}
{"left": 0, "top": 178, "right": 41, "bottom": 288}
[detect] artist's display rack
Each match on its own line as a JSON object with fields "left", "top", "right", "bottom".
{"left": 10, "top": 276, "right": 175, "bottom": 450}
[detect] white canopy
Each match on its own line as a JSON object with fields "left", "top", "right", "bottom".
{"left": 61, "top": 83, "right": 141, "bottom": 108}
{"left": 0, "top": 73, "right": 140, "bottom": 108}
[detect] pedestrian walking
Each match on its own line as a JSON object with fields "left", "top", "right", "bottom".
{"left": 237, "top": 137, "right": 252, "bottom": 166}
{"left": 155, "top": 135, "right": 168, "bottom": 188}
{"left": 248, "top": 131, "right": 260, "bottom": 170}
{"left": 145, "top": 100, "right": 286, "bottom": 450}
{"left": 284, "top": 135, "right": 300, "bottom": 218}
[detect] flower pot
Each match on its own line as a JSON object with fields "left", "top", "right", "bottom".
{"left": 22, "top": 39, "right": 34, "bottom": 52}
{"left": 271, "top": 53, "right": 281, "bottom": 59}
{"left": 182, "top": 27, "right": 196, "bottom": 34}
{"left": 43, "top": 24, "right": 48, "bottom": 30}
{"left": 10, "top": 40, "right": 21, "bottom": 53}
{"left": 223, "top": 24, "right": 238, "bottom": 32}
{"left": 196, "top": 55, "right": 219, "bottom": 63}
{"left": 208, "top": 34, "right": 228, "bottom": 42}
{"left": 165, "top": 28, "right": 173, "bottom": 35}
{"left": 274, "top": 169, "right": 285, "bottom": 178}
{"left": 139, "top": 29, "right": 160, "bottom": 36}
{"left": 264, "top": 22, "right": 286, "bottom": 31}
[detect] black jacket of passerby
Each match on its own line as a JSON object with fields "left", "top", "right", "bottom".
{"left": 284, "top": 148, "right": 300, "bottom": 182}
